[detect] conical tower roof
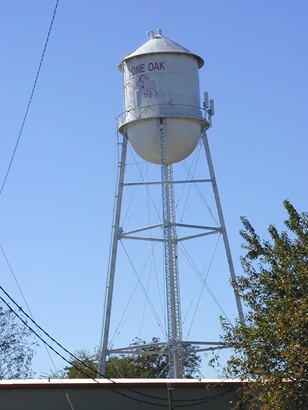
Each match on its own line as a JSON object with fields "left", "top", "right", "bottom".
{"left": 119, "top": 29, "right": 204, "bottom": 70}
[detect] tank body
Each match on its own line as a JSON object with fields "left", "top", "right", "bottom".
{"left": 118, "top": 31, "right": 208, "bottom": 164}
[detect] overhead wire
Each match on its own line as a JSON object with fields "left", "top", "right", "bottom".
{"left": 0, "top": 0, "right": 60, "bottom": 199}
{"left": 0, "top": 295, "right": 95, "bottom": 377}
{"left": 0, "top": 243, "right": 67, "bottom": 376}
{"left": 0, "top": 244, "right": 33, "bottom": 318}
{"left": 0, "top": 285, "right": 233, "bottom": 407}
{"left": 0, "top": 285, "right": 105, "bottom": 380}
{"left": 0, "top": 0, "right": 75, "bottom": 404}
{"left": 0, "top": 286, "right": 167, "bottom": 406}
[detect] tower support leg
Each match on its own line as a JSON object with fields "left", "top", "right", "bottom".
{"left": 159, "top": 120, "right": 183, "bottom": 378}
{"left": 201, "top": 131, "right": 245, "bottom": 324}
{"left": 98, "top": 135, "right": 128, "bottom": 376}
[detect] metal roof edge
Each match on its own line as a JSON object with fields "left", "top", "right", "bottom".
{"left": 0, "top": 378, "right": 244, "bottom": 386}
{"left": 119, "top": 29, "right": 204, "bottom": 70}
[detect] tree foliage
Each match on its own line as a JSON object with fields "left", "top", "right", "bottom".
{"left": 0, "top": 302, "right": 35, "bottom": 379}
{"left": 64, "top": 337, "right": 201, "bottom": 379}
{"left": 221, "top": 200, "right": 307, "bottom": 409}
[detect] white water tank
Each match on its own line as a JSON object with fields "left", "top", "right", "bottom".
{"left": 118, "top": 29, "right": 209, "bottom": 164}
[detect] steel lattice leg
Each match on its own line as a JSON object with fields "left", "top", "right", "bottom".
{"left": 201, "top": 131, "right": 245, "bottom": 324}
{"left": 159, "top": 120, "right": 183, "bottom": 378}
{"left": 98, "top": 135, "right": 128, "bottom": 376}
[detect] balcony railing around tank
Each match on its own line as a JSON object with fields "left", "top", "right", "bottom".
{"left": 116, "top": 103, "right": 210, "bottom": 130}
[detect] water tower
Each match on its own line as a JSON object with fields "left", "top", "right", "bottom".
{"left": 98, "top": 30, "right": 244, "bottom": 378}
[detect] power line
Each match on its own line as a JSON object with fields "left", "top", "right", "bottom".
{"left": 0, "top": 292, "right": 168, "bottom": 407}
{"left": 0, "top": 291, "right": 174, "bottom": 407}
{"left": 0, "top": 285, "right": 110, "bottom": 380}
{"left": 0, "top": 0, "right": 60, "bottom": 199}
{"left": 0, "top": 285, "right": 234, "bottom": 407}
{"left": 0, "top": 243, "right": 62, "bottom": 375}
{"left": 0, "top": 286, "right": 167, "bottom": 403}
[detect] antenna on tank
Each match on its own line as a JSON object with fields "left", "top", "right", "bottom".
{"left": 210, "top": 99, "right": 215, "bottom": 116}
{"left": 203, "top": 91, "right": 214, "bottom": 126}
{"left": 203, "top": 91, "right": 209, "bottom": 109}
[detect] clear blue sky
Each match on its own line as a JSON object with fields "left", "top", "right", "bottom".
{"left": 0, "top": 0, "right": 307, "bottom": 378}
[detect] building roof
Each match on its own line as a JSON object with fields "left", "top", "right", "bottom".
{"left": 0, "top": 378, "right": 242, "bottom": 387}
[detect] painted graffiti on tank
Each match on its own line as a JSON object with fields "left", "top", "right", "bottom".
{"left": 137, "top": 75, "right": 158, "bottom": 98}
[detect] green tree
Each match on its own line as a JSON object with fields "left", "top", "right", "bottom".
{"left": 64, "top": 337, "right": 201, "bottom": 379}
{"left": 0, "top": 302, "right": 35, "bottom": 379}
{"left": 221, "top": 200, "right": 307, "bottom": 409}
